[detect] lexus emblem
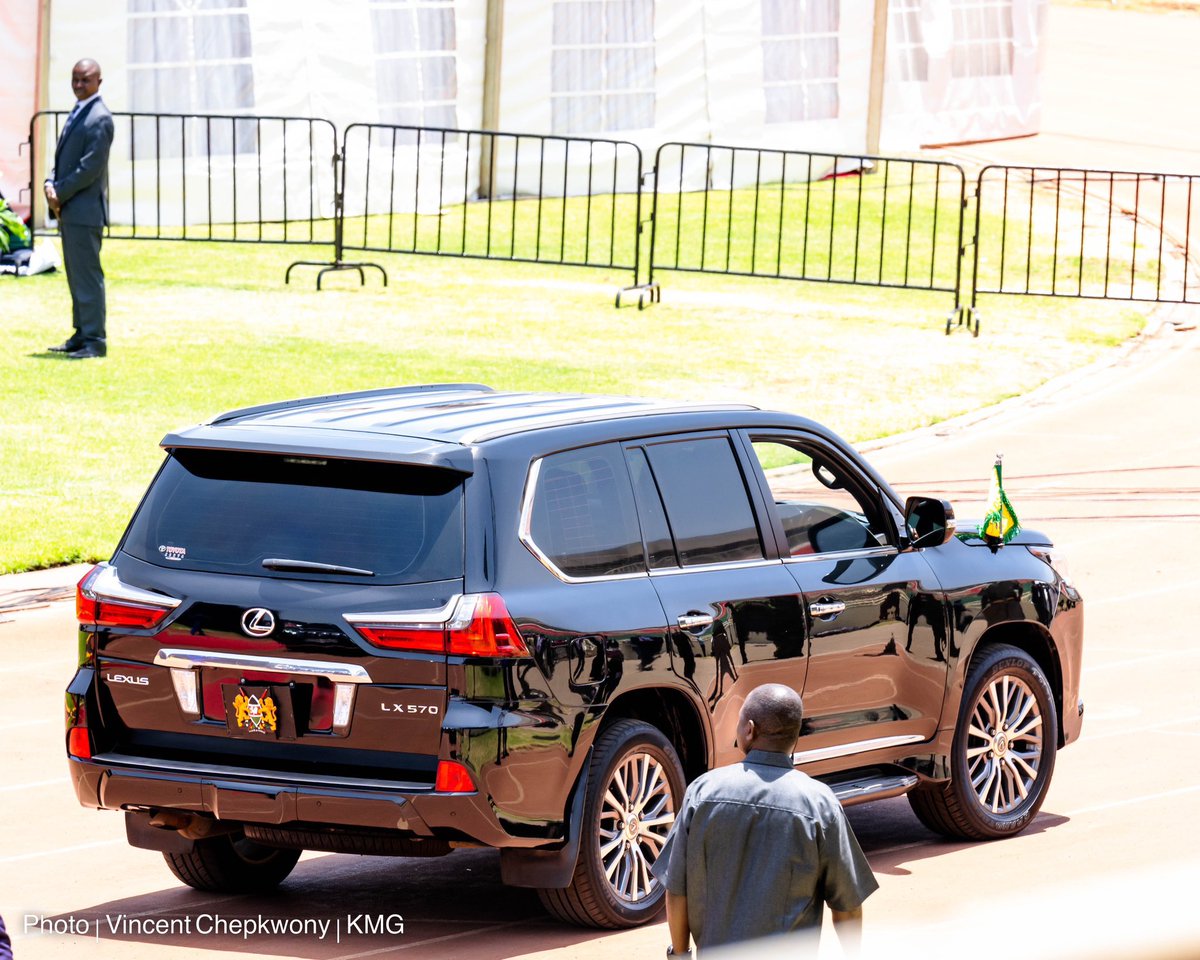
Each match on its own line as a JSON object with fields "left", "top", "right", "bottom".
{"left": 241, "top": 608, "right": 276, "bottom": 637}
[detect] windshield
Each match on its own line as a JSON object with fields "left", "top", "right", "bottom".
{"left": 121, "top": 450, "right": 464, "bottom": 584}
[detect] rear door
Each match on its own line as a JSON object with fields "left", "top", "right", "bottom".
{"left": 628, "top": 433, "right": 808, "bottom": 770}
{"left": 94, "top": 448, "right": 468, "bottom": 786}
{"left": 741, "top": 433, "right": 949, "bottom": 769}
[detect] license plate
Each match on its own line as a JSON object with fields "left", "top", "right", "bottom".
{"left": 222, "top": 684, "right": 295, "bottom": 739}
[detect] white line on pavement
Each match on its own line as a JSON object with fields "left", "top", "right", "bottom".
{"left": 0, "top": 777, "right": 64, "bottom": 793}
{"left": 0, "top": 838, "right": 123, "bottom": 863}
{"left": 1079, "top": 714, "right": 1200, "bottom": 742}
{"left": 0, "top": 659, "right": 71, "bottom": 674}
{"left": 1084, "top": 649, "right": 1200, "bottom": 673}
{"left": 0, "top": 718, "right": 55, "bottom": 730}
{"left": 1066, "top": 783, "right": 1200, "bottom": 818}
{"left": 1086, "top": 581, "right": 1193, "bottom": 607}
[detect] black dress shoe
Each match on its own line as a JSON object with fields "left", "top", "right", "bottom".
{"left": 66, "top": 344, "right": 107, "bottom": 360}
{"left": 48, "top": 340, "right": 83, "bottom": 353}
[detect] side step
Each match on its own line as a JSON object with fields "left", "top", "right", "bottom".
{"left": 826, "top": 772, "right": 919, "bottom": 807}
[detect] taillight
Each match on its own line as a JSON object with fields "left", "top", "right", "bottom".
{"left": 346, "top": 593, "right": 530, "bottom": 658}
{"left": 77, "top": 564, "right": 180, "bottom": 630}
{"left": 435, "top": 760, "right": 476, "bottom": 793}
{"left": 67, "top": 726, "right": 92, "bottom": 760}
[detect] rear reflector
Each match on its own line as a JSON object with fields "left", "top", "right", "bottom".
{"left": 435, "top": 760, "right": 476, "bottom": 793}
{"left": 347, "top": 593, "right": 530, "bottom": 658}
{"left": 77, "top": 564, "right": 180, "bottom": 631}
{"left": 67, "top": 726, "right": 92, "bottom": 760}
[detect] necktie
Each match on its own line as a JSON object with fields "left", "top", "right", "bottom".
{"left": 63, "top": 102, "right": 82, "bottom": 137}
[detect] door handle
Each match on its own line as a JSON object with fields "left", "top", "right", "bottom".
{"left": 809, "top": 600, "right": 846, "bottom": 620}
{"left": 677, "top": 613, "right": 714, "bottom": 631}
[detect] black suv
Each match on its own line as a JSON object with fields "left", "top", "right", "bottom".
{"left": 65, "top": 384, "right": 1083, "bottom": 927}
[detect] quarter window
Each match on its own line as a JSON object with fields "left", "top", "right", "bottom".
{"left": 528, "top": 444, "right": 646, "bottom": 578}
{"left": 642, "top": 437, "right": 763, "bottom": 567}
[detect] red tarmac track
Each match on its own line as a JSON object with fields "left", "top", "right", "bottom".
{"left": 3, "top": 4, "right": 1200, "bottom": 958}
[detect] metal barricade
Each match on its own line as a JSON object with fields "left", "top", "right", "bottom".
{"left": 969, "top": 165, "right": 1200, "bottom": 329}
{"left": 29, "top": 110, "right": 338, "bottom": 264}
{"left": 646, "top": 142, "right": 968, "bottom": 322}
{"left": 338, "top": 123, "right": 646, "bottom": 301}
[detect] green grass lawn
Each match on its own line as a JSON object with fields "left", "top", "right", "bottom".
{"left": 0, "top": 236, "right": 1145, "bottom": 573}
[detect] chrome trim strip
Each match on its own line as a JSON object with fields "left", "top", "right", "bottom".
{"left": 792, "top": 733, "right": 925, "bottom": 766}
{"left": 783, "top": 546, "right": 897, "bottom": 565}
{"left": 89, "top": 563, "right": 182, "bottom": 609}
{"left": 344, "top": 596, "right": 462, "bottom": 628}
{"left": 153, "top": 649, "right": 372, "bottom": 684}
{"left": 649, "top": 557, "right": 779, "bottom": 577}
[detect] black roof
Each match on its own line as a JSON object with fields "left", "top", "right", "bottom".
{"left": 159, "top": 384, "right": 763, "bottom": 469}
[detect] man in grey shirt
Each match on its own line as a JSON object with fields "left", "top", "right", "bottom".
{"left": 651, "top": 684, "right": 878, "bottom": 955}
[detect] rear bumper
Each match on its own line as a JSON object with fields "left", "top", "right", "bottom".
{"left": 68, "top": 753, "right": 552, "bottom": 849}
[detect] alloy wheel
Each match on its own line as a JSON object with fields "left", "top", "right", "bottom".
{"left": 596, "top": 751, "right": 677, "bottom": 903}
{"left": 965, "top": 674, "right": 1045, "bottom": 814}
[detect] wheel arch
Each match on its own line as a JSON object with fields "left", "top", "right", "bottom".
{"left": 599, "top": 686, "right": 710, "bottom": 783}
{"left": 970, "top": 621, "right": 1065, "bottom": 747}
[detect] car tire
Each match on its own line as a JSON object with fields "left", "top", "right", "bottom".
{"left": 163, "top": 830, "right": 301, "bottom": 893}
{"left": 538, "top": 719, "right": 685, "bottom": 928}
{"left": 909, "top": 643, "right": 1058, "bottom": 840}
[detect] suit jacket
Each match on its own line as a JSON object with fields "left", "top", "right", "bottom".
{"left": 52, "top": 97, "right": 114, "bottom": 228}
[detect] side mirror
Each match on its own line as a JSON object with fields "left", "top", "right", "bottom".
{"left": 905, "top": 497, "right": 956, "bottom": 548}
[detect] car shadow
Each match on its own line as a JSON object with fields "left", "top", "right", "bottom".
{"left": 45, "top": 848, "right": 621, "bottom": 958}
{"left": 42, "top": 804, "right": 1072, "bottom": 955}
{"left": 848, "top": 796, "right": 1072, "bottom": 876}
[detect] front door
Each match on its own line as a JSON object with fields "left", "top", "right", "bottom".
{"left": 741, "top": 434, "right": 949, "bottom": 770}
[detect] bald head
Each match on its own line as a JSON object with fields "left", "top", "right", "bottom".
{"left": 738, "top": 684, "right": 804, "bottom": 755}
{"left": 71, "top": 60, "right": 102, "bottom": 102}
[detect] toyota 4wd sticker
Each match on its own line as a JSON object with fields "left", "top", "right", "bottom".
{"left": 158, "top": 544, "right": 187, "bottom": 561}
{"left": 232, "top": 689, "right": 278, "bottom": 734}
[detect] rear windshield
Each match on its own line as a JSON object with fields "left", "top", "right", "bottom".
{"left": 122, "top": 450, "right": 464, "bottom": 584}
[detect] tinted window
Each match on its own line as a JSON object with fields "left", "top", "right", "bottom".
{"left": 122, "top": 451, "right": 464, "bottom": 584}
{"left": 751, "top": 439, "right": 889, "bottom": 556}
{"left": 628, "top": 448, "right": 677, "bottom": 569}
{"left": 528, "top": 444, "right": 646, "bottom": 578}
{"left": 644, "top": 437, "right": 763, "bottom": 566}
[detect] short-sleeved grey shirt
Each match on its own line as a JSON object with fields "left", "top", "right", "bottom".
{"left": 651, "top": 749, "right": 878, "bottom": 949}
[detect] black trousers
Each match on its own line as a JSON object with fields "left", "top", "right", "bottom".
{"left": 60, "top": 222, "right": 106, "bottom": 345}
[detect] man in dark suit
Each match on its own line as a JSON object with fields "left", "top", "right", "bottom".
{"left": 44, "top": 58, "right": 114, "bottom": 360}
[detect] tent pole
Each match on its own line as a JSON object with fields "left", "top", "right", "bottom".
{"left": 866, "top": 0, "right": 889, "bottom": 157}
{"left": 31, "top": 0, "right": 53, "bottom": 228}
{"left": 479, "top": 0, "right": 505, "bottom": 199}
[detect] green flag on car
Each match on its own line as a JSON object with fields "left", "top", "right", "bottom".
{"left": 982, "top": 457, "right": 1019, "bottom": 545}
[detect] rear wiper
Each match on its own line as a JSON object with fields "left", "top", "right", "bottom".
{"left": 261, "top": 558, "right": 375, "bottom": 577}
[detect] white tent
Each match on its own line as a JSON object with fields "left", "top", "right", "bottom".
{"left": 9, "top": 0, "right": 1048, "bottom": 225}
{"left": 0, "top": 0, "right": 41, "bottom": 218}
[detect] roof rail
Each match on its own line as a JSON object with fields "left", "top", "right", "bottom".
{"left": 209, "top": 383, "right": 495, "bottom": 425}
